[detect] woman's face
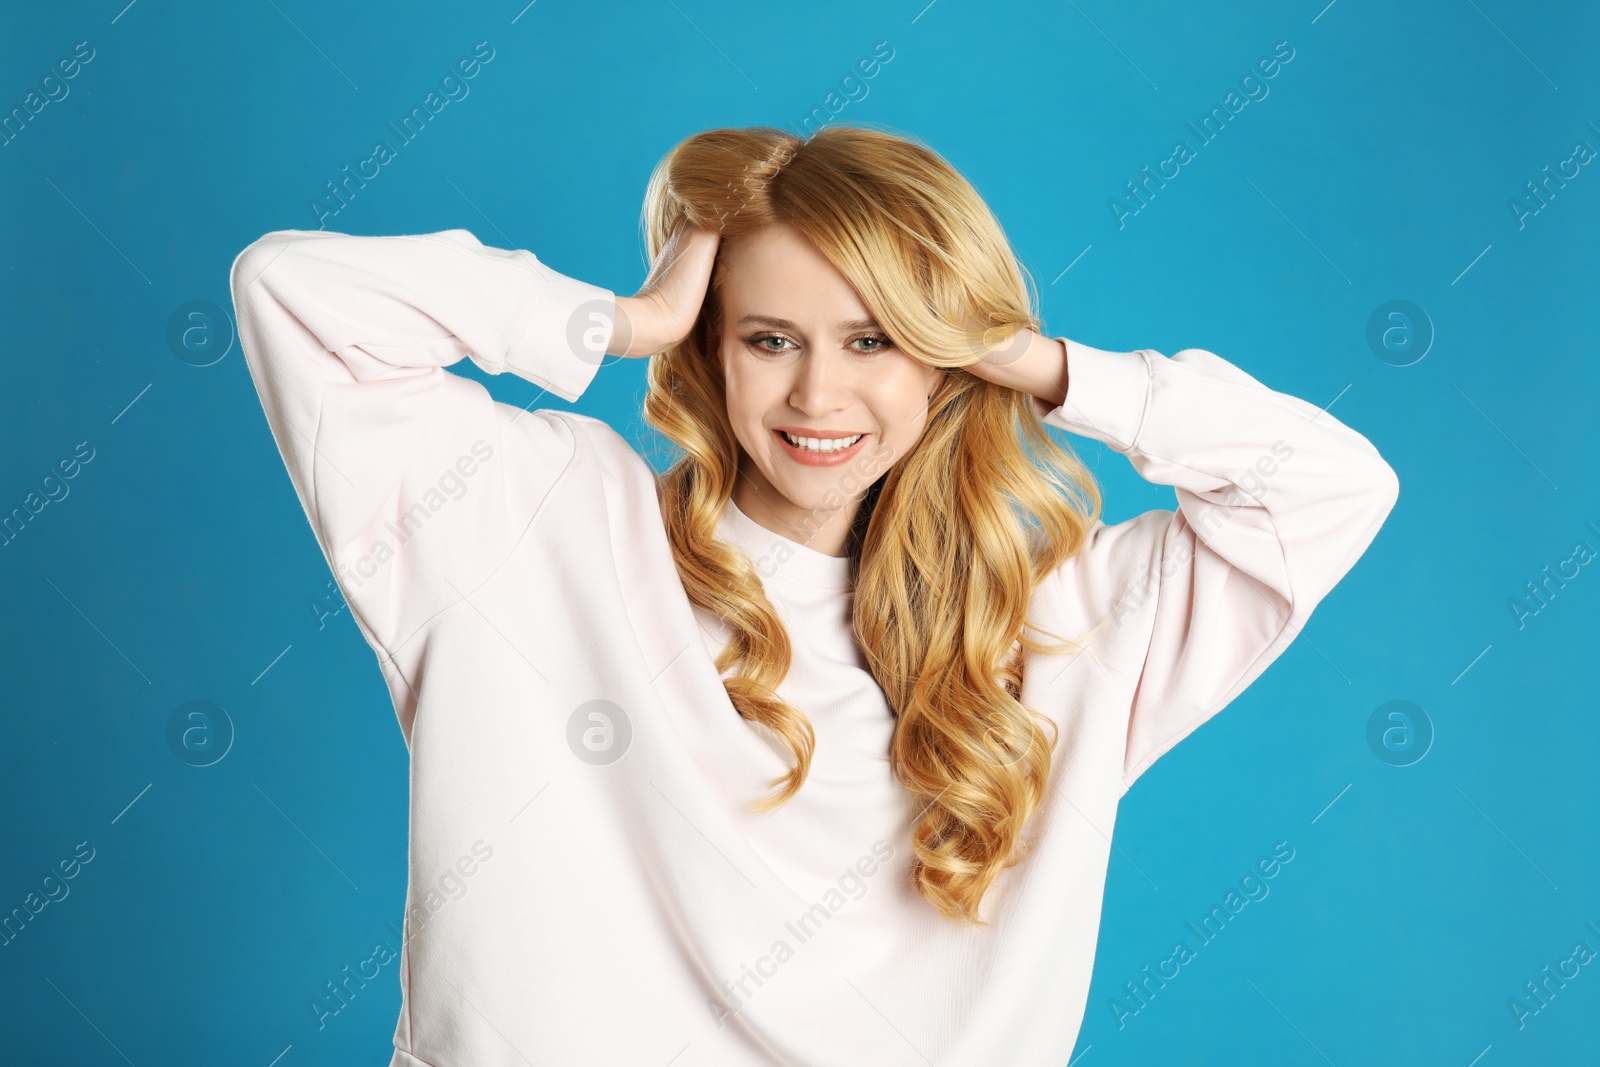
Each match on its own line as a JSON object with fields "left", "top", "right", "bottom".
{"left": 714, "top": 223, "right": 943, "bottom": 557}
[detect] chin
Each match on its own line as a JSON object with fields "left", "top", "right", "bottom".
{"left": 767, "top": 482, "right": 815, "bottom": 511}
{"left": 794, "top": 479, "right": 864, "bottom": 514}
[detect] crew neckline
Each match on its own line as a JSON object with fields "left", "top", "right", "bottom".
{"left": 716, "top": 497, "right": 854, "bottom": 592}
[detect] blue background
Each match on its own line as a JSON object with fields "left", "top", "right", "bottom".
{"left": 2, "top": 0, "right": 1597, "bottom": 1063}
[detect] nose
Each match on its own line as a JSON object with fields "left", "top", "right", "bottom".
{"left": 789, "top": 348, "right": 851, "bottom": 418}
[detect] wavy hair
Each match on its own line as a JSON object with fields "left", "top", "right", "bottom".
{"left": 638, "top": 124, "right": 1104, "bottom": 925}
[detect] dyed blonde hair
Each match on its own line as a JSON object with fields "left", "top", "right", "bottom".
{"left": 639, "top": 124, "right": 1104, "bottom": 925}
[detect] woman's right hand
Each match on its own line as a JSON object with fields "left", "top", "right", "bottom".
{"left": 608, "top": 221, "right": 722, "bottom": 358}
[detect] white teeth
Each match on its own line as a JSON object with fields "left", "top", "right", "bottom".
{"left": 781, "top": 431, "right": 862, "bottom": 453}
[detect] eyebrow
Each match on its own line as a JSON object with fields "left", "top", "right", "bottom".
{"left": 733, "top": 314, "right": 882, "bottom": 333}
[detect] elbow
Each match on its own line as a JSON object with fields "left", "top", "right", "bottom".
{"left": 1339, "top": 430, "right": 1400, "bottom": 525}
{"left": 1371, "top": 457, "right": 1400, "bottom": 521}
{"left": 1339, "top": 457, "right": 1400, "bottom": 560}
{"left": 229, "top": 230, "right": 306, "bottom": 301}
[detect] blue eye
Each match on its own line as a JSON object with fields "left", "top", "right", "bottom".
{"left": 742, "top": 333, "right": 895, "bottom": 355}
{"left": 746, "top": 334, "right": 792, "bottom": 353}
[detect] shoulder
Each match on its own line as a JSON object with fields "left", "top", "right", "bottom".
{"left": 544, "top": 410, "right": 661, "bottom": 490}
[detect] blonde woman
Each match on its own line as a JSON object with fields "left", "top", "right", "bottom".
{"left": 230, "top": 124, "right": 1398, "bottom": 1066}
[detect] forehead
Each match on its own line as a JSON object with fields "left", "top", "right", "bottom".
{"left": 717, "top": 223, "right": 871, "bottom": 323}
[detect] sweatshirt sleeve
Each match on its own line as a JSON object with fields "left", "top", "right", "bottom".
{"left": 229, "top": 227, "right": 617, "bottom": 661}
{"left": 1037, "top": 340, "right": 1400, "bottom": 793}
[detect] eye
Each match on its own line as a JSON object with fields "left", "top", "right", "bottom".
{"left": 744, "top": 333, "right": 794, "bottom": 354}
{"left": 851, "top": 334, "right": 895, "bottom": 354}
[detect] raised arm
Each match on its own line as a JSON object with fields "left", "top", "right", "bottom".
{"left": 228, "top": 227, "right": 619, "bottom": 659}
{"left": 1033, "top": 339, "right": 1400, "bottom": 791}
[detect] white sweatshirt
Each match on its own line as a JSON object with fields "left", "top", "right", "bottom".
{"left": 229, "top": 227, "right": 1399, "bottom": 1067}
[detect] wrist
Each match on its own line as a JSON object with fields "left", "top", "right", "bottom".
{"left": 611, "top": 292, "right": 689, "bottom": 358}
{"left": 975, "top": 329, "right": 1069, "bottom": 408}
{"left": 611, "top": 294, "right": 669, "bottom": 358}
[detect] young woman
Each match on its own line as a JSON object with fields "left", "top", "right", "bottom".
{"left": 230, "top": 124, "right": 1398, "bottom": 1066}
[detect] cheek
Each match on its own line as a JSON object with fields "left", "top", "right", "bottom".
{"left": 872, "top": 380, "right": 934, "bottom": 438}
{"left": 722, "top": 364, "right": 778, "bottom": 441}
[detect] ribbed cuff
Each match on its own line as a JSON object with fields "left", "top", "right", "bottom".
{"left": 1038, "top": 339, "right": 1152, "bottom": 453}
{"left": 503, "top": 250, "right": 616, "bottom": 403}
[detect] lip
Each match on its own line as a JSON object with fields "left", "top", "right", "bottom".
{"left": 773, "top": 428, "right": 870, "bottom": 467}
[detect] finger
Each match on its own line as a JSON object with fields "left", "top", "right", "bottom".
{"left": 640, "top": 222, "right": 715, "bottom": 300}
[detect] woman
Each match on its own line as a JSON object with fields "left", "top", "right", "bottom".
{"left": 230, "top": 124, "right": 1398, "bottom": 1066}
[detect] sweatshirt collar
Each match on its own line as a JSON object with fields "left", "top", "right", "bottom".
{"left": 716, "top": 497, "right": 853, "bottom": 593}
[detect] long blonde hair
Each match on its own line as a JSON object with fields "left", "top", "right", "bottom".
{"left": 639, "top": 124, "right": 1103, "bottom": 925}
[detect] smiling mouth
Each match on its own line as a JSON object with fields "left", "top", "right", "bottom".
{"left": 776, "top": 430, "right": 866, "bottom": 453}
